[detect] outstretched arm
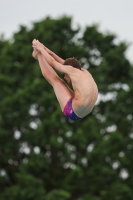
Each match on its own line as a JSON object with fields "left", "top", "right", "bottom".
{"left": 32, "top": 39, "right": 73, "bottom": 75}
{"left": 43, "top": 44, "right": 64, "bottom": 64}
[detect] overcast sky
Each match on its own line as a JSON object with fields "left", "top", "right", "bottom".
{"left": 0, "top": 0, "right": 133, "bottom": 62}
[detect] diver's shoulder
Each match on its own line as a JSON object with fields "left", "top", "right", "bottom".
{"left": 81, "top": 68, "right": 89, "bottom": 73}
{"left": 81, "top": 68, "right": 92, "bottom": 75}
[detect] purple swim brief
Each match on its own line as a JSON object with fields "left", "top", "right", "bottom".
{"left": 63, "top": 98, "right": 82, "bottom": 121}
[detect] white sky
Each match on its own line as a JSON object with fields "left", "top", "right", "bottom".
{"left": 0, "top": 0, "right": 133, "bottom": 62}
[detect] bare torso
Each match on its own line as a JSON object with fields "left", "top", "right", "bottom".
{"left": 69, "top": 68, "right": 98, "bottom": 118}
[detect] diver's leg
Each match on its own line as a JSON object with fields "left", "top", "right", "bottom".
{"left": 32, "top": 49, "right": 74, "bottom": 110}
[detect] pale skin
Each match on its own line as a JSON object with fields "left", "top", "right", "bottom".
{"left": 32, "top": 39, "right": 98, "bottom": 118}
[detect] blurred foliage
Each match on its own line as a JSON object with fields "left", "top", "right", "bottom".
{"left": 0, "top": 16, "right": 133, "bottom": 200}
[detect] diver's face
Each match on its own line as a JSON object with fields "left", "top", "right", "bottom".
{"left": 64, "top": 74, "right": 71, "bottom": 84}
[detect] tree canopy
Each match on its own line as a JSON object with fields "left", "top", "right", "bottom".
{"left": 0, "top": 16, "right": 133, "bottom": 200}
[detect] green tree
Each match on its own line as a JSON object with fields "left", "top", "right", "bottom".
{"left": 0, "top": 16, "right": 133, "bottom": 200}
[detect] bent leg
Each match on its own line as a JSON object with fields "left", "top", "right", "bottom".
{"left": 52, "top": 79, "right": 74, "bottom": 111}
{"left": 35, "top": 51, "right": 74, "bottom": 111}
{"left": 37, "top": 53, "right": 58, "bottom": 85}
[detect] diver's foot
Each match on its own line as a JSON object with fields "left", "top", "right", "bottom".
{"left": 32, "top": 48, "right": 40, "bottom": 59}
